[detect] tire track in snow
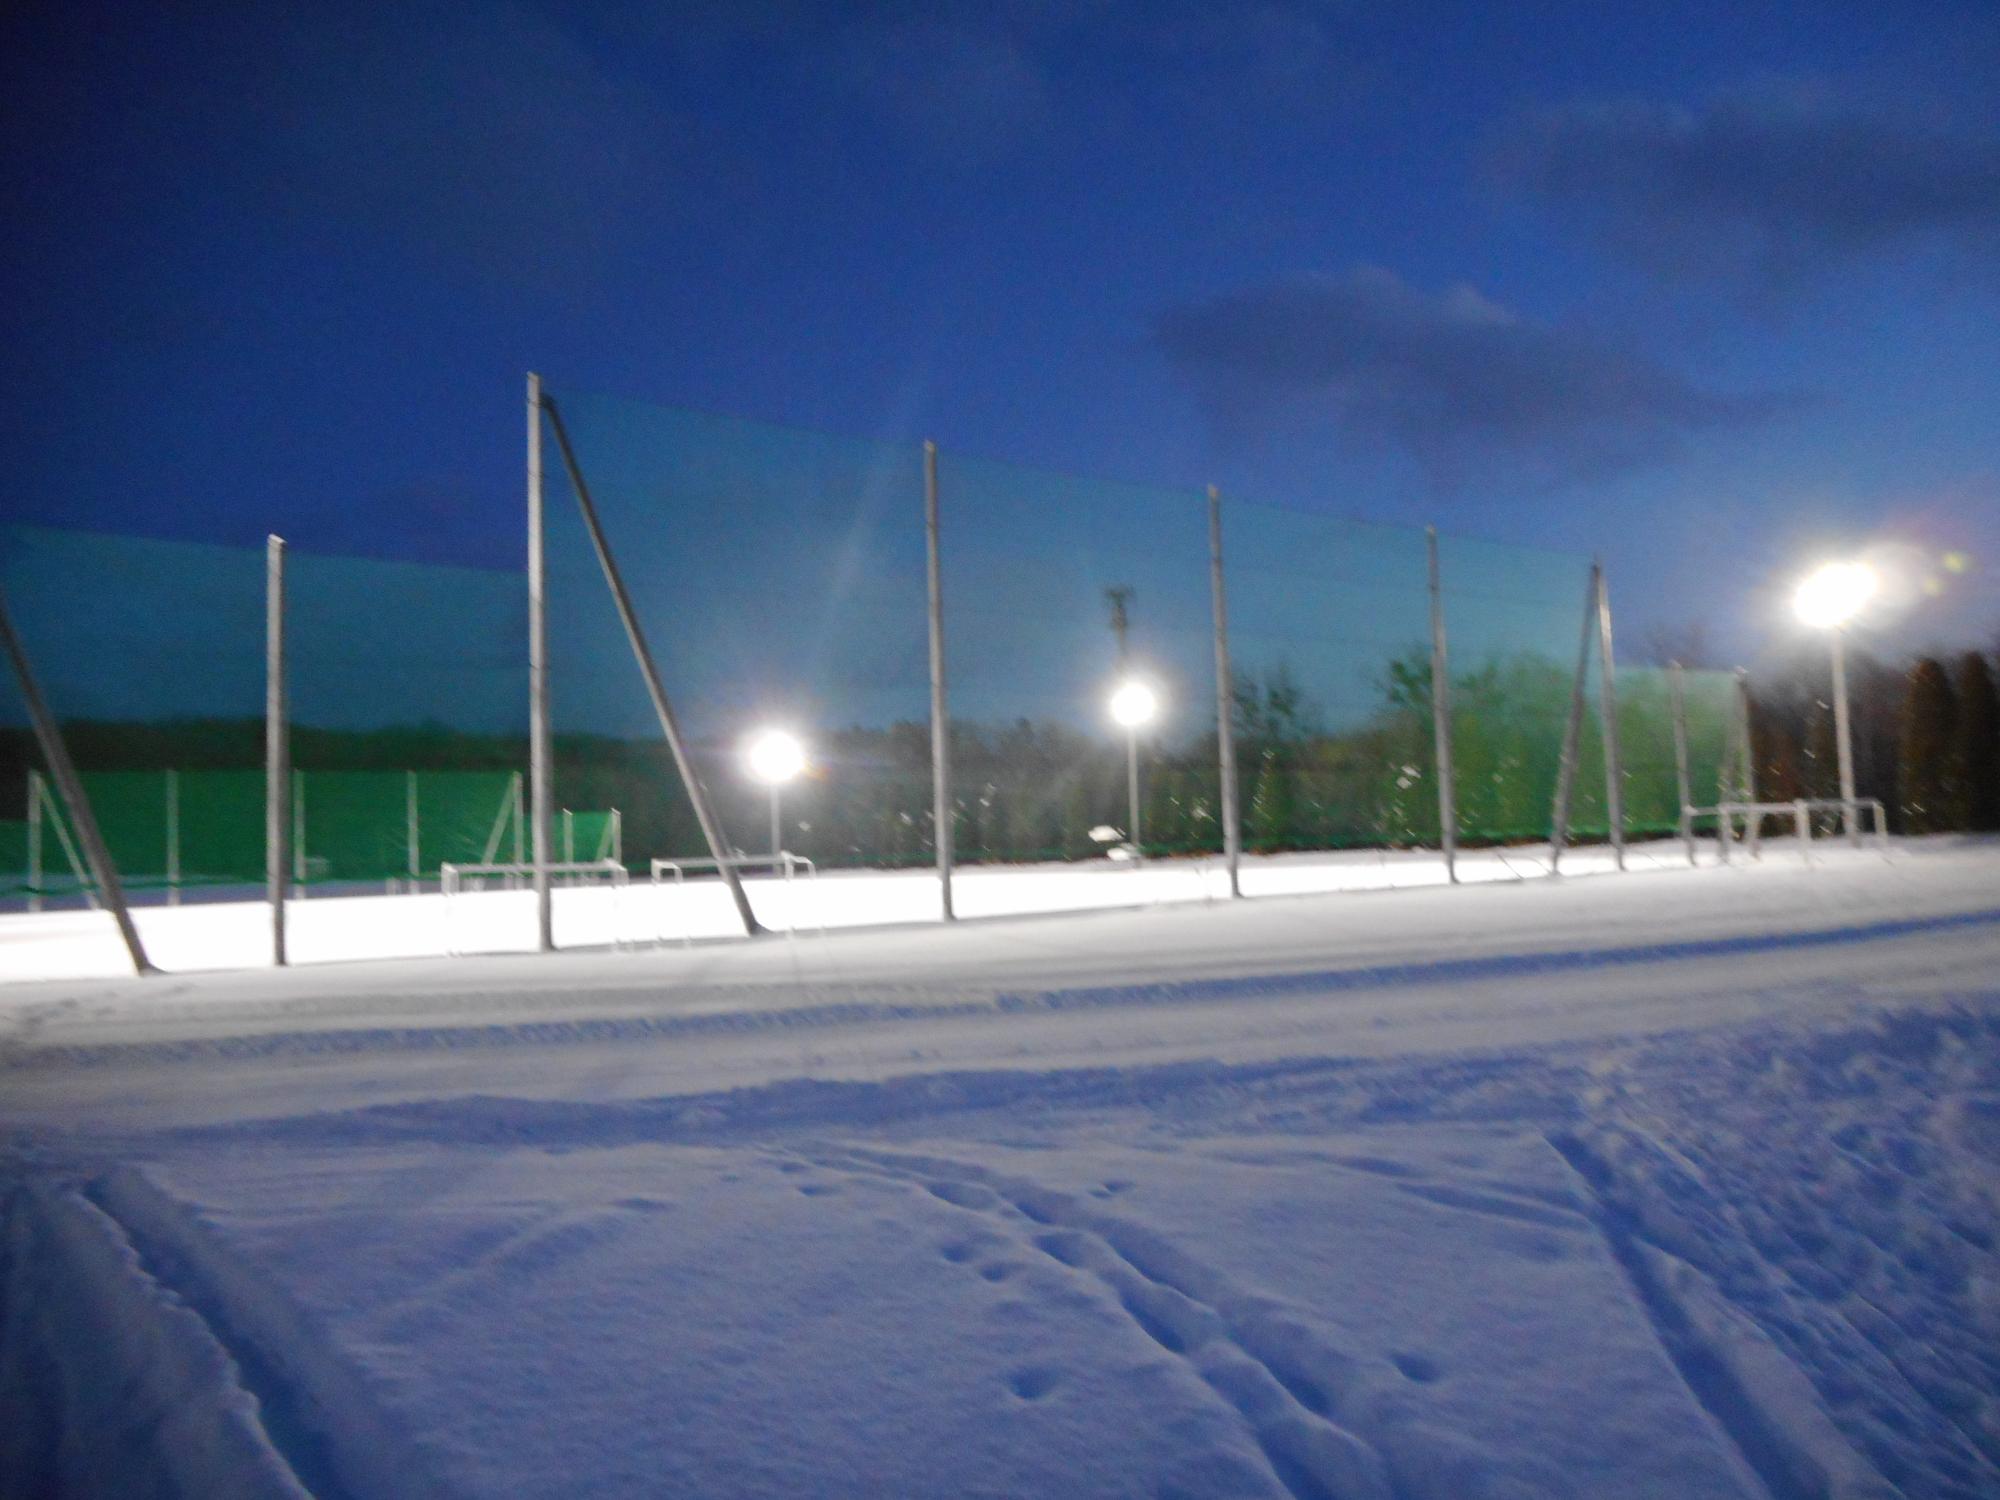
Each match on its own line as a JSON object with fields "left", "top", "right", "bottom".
{"left": 1546, "top": 1132, "right": 1898, "bottom": 1500}
{"left": 804, "top": 1143, "right": 1420, "bottom": 1500}
{"left": 0, "top": 1178, "right": 312, "bottom": 1500}
{"left": 84, "top": 1167, "right": 469, "bottom": 1500}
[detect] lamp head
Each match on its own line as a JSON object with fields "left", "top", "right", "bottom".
{"left": 1793, "top": 561, "right": 1878, "bottom": 629}
{"left": 744, "top": 728, "right": 807, "bottom": 785}
{"left": 1108, "top": 678, "right": 1160, "bottom": 729}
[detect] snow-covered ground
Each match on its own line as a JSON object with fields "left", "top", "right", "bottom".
{"left": 1, "top": 835, "right": 1820, "bottom": 983}
{"left": 3, "top": 839, "right": 1997, "bottom": 1498}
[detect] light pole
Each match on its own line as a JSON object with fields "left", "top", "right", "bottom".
{"left": 744, "top": 728, "right": 807, "bottom": 866}
{"left": 1793, "top": 561, "right": 1877, "bottom": 846}
{"left": 1108, "top": 678, "right": 1159, "bottom": 857}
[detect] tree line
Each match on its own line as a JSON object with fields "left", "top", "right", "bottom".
{"left": 1745, "top": 647, "right": 2000, "bottom": 835}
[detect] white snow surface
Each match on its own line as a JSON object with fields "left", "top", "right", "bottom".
{"left": 3, "top": 839, "right": 1998, "bottom": 1499}
{"left": 4, "top": 838, "right": 1695, "bottom": 984}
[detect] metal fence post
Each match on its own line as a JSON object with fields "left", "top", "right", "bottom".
{"left": 267, "top": 534, "right": 289, "bottom": 966}
{"left": 0, "top": 587, "right": 152, "bottom": 973}
{"left": 1594, "top": 559, "right": 1626, "bottom": 871}
{"left": 924, "top": 440, "right": 955, "bottom": 920}
{"left": 1736, "top": 668, "right": 1761, "bottom": 860}
{"left": 292, "top": 770, "right": 306, "bottom": 900}
{"left": 1207, "top": 485, "right": 1241, "bottom": 898}
{"left": 1426, "top": 526, "right": 1458, "bottom": 883}
{"left": 1831, "top": 627, "right": 1860, "bottom": 846}
{"left": 527, "top": 373, "right": 555, "bottom": 950}
{"left": 406, "top": 769, "right": 420, "bottom": 889}
{"left": 1669, "top": 661, "right": 1695, "bottom": 865}
{"left": 166, "top": 768, "right": 181, "bottom": 905}
{"left": 1548, "top": 563, "right": 1599, "bottom": 873}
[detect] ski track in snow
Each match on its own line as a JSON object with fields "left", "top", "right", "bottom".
{"left": 3, "top": 848, "right": 1999, "bottom": 1498}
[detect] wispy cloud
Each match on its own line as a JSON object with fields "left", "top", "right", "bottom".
{"left": 1155, "top": 267, "right": 1794, "bottom": 484}
{"left": 1495, "top": 87, "right": 2000, "bottom": 287}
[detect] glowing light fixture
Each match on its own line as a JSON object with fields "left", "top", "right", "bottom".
{"left": 744, "top": 728, "right": 807, "bottom": 785}
{"left": 1108, "top": 678, "right": 1160, "bottom": 729}
{"left": 1792, "top": 561, "right": 1878, "bottom": 630}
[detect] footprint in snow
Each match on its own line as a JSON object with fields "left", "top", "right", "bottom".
{"left": 1392, "top": 1350, "right": 1443, "bottom": 1384}
{"left": 1008, "top": 1365, "right": 1061, "bottom": 1400}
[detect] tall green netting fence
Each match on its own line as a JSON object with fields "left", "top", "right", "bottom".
{"left": 3, "top": 397, "right": 1744, "bottom": 911}
{"left": 537, "top": 386, "right": 1733, "bottom": 870}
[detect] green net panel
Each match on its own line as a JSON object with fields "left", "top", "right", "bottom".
{"left": 543, "top": 391, "right": 931, "bottom": 869}
{"left": 1224, "top": 504, "right": 1438, "bottom": 850}
{"left": 2, "top": 520, "right": 532, "bottom": 899}
{"left": 6, "top": 769, "right": 522, "bottom": 899}
{"left": 560, "top": 809, "right": 619, "bottom": 862}
{"left": 938, "top": 452, "right": 1214, "bottom": 861}
{"left": 3, "top": 410, "right": 1726, "bottom": 898}
{"left": 1433, "top": 534, "right": 1591, "bottom": 846}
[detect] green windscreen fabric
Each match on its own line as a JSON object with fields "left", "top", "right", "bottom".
{"left": 9, "top": 770, "right": 521, "bottom": 896}
{"left": 561, "top": 809, "right": 617, "bottom": 862}
{"left": 2, "top": 522, "right": 532, "bottom": 897}
{"left": 295, "top": 771, "right": 518, "bottom": 883}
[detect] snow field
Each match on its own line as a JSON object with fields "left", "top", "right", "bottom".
{"left": 2, "top": 839, "right": 1996, "bottom": 1498}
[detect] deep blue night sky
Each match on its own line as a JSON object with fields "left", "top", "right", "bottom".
{"left": 5, "top": 1, "right": 1996, "bottom": 666}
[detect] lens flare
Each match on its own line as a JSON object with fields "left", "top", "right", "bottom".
{"left": 1793, "top": 561, "right": 1878, "bottom": 629}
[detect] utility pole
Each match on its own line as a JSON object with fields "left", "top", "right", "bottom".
{"left": 1105, "top": 586, "right": 1133, "bottom": 664}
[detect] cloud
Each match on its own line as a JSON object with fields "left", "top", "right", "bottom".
{"left": 1154, "top": 268, "right": 1793, "bottom": 485}
{"left": 1495, "top": 88, "right": 2000, "bottom": 286}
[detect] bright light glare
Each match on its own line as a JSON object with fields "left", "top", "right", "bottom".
{"left": 1793, "top": 561, "right": 1878, "bottom": 629}
{"left": 744, "top": 728, "right": 807, "bottom": 784}
{"left": 1108, "top": 679, "right": 1160, "bottom": 728}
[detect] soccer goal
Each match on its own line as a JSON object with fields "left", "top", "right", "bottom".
{"left": 1703, "top": 797, "right": 1891, "bottom": 863}
{"left": 649, "top": 853, "right": 822, "bottom": 946}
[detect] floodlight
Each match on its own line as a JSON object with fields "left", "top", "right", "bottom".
{"left": 744, "top": 728, "right": 807, "bottom": 785}
{"left": 1108, "top": 679, "right": 1160, "bottom": 728}
{"left": 1793, "top": 561, "right": 1877, "bottom": 630}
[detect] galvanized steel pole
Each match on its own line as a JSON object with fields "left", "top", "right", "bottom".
{"left": 1126, "top": 728, "right": 1142, "bottom": 855}
{"left": 1669, "top": 661, "right": 1695, "bottom": 865}
{"left": 1831, "top": 628, "right": 1859, "bottom": 845}
{"left": 1426, "top": 527, "right": 1458, "bottom": 883}
{"left": 527, "top": 374, "right": 555, "bottom": 950}
{"left": 266, "top": 535, "right": 289, "bottom": 966}
{"left": 1207, "top": 486, "right": 1241, "bottom": 898}
{"left": 924, "top": 440, "right": 954, "bottom": 919}
{"left": 166, "top": 768, "right": 180, "bottom": 905}
{"left": 1548, "top": 563, "right": 1599, "bottom": 873}
{"left": 406, "top": 769, "right": 420, "bottom": 887}
{"left": 1594, "top": 561, "right": 1626, "bottom": 871}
